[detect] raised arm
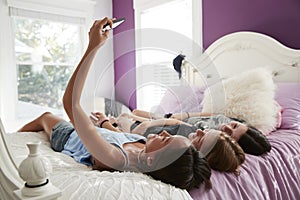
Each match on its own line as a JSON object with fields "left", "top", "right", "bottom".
{"left": 132, "top": 109, "right": 213, "bottom": 121}
{"left": 62, "top": 18, "right": 124, "bottom": 169}
{"left": 63, "top": 18, "right": 110, "bottom": 121}
{"left": 132, "top": 109, "right": 164, "bottom": 119}
{"left": 171, "top": 112, "right": 213, "bottom": 121}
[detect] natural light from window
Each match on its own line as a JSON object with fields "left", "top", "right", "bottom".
{"left": 136, "top": 0, "right": 194, "bottom": 112}
{"left": 13, "top": 18, "right": 82, "bottom": 119}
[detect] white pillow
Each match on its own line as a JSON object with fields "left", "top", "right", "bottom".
{"left": 201, "top": 68, "right": 278, "bottom": 135}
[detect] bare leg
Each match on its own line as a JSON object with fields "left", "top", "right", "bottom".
{"left": 18, "top": 112, "right": 64, "bottom": 140}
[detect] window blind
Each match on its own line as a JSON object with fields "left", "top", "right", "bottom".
{"left": 9, "top": 7, "right": 86, "bottom": 25}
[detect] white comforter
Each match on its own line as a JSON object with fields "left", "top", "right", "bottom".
{"left": 5, "top": 132, "right": 192, "bottom": 200}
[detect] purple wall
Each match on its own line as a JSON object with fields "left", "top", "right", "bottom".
{"left": 112, "top": 0, "right": 136, "bottom": 110}
{"left": 203, "top": 0, "right": 300, "bottom": 50}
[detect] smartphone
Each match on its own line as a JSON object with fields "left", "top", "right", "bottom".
{"left": 102, "top": 18, "right": 125, "bottom": 32}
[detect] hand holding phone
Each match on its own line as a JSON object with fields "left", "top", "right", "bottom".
{"left": 102, "top": 18, "right": 125, "bottom": 32}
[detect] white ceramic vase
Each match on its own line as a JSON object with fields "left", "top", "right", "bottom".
{"left": 18, "top": 141, "right": 52, "bottom": 197}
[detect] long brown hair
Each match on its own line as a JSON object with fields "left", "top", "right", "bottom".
{"left": 206, "top": 133, "right": 245, "bottom": 173}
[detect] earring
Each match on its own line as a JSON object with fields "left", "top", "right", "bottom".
{"left": 146, "top": 156, "right": 153, "bottom": 167}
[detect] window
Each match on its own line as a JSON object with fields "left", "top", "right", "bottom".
{"left": 13, "top": 17, "right": 83, "bottom": 118}
{"left": 134, "top": 0, "right": 202, "bottom": 111}
{"left": 0, "top": 0, "right": 95, "bottom": 129}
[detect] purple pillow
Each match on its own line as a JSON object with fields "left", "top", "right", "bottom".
{"left": 159, "top": 86, "right": 205, "bottom": 113}
{"left": 275, "top": 83, "right": 300, "bottom": 130}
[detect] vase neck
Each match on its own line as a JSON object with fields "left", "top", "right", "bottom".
{"left": 26, "top": 142, "right": 41, "bottom": 156}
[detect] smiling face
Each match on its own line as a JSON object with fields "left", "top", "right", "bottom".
{"left": 145, "top": 130, "right": 191, "bottom": 153}
{"left": 142, "top": 131, "right": 191, "bottom": 171}
{"left": 219, "top": 121, "right": 248, "bottom": 141}
{"left": 188, "top": 129, "right": 206, "bottom": 150}
{"left": 188, "top": 129, "right": 221, "bottom": 151}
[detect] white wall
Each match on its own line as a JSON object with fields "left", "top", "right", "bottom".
{"left": 91, "top": 0, "right": 115, "bottom": 100}
{"left": 82, "top": 0, "right": 115, "bottom": 113}
{"left": 0, "top": 0, "right": 17, "bottom": 121}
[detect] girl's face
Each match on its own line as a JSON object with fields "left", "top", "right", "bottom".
{"left": 219, "top": 121, "right": 248, "bottom": 140}
{"left": 142, "top": 131, "right": 191, "bottom": 171}
{"left": 145, "top": 131, "right": 190, "bottom": 153}
{"left": 189, "top": 129, "right": 220, "bottom": 150}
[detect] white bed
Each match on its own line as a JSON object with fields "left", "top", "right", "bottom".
{"left": 1, "top": 130, "right": 191, "bottom": 200}
{"left": 1, "top": 31, "right": 300, "bottom": 200}
{"left": 0, "top": 107, "right": 191, "bottom": 200}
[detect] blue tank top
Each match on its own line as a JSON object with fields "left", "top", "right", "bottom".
{"left": 62, "top": 127, "right": 146, "bottom": 166}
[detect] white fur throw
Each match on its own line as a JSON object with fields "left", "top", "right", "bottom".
{"left": 201, "top": 68, "right": 278, "bottom": 135}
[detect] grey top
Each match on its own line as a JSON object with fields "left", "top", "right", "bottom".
{"left": 184, "top": 114, "right": 232, "bottom": 130}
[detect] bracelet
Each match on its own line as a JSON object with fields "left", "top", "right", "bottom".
{"left": 99, "top": 119, "right": 109, "bottom": 128}
{"left": 186, "top": 112, "right": 190, "bottom": 118}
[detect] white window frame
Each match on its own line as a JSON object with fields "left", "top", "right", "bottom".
{"left": 134, "top": 0, "right": 202, "bottom": 48}
{"left": 0, "top": 0, "right": 96, "bottom": 121}
{"left": 133, "top": 0, "right": 202, "bottom": 110}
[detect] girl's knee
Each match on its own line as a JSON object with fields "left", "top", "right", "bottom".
{"left": 40, "top": 112, "right": 58, "bottom": 122}
{"left": 41, "top": 112, "right": 53, "bottom": 117}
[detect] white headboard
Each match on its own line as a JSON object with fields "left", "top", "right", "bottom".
{"left": 182, "top": 31, "right": 300, "bottom": 86}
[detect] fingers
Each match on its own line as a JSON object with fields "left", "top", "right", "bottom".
{"left": 90, "top": 113, "right": 98, "bottom": 121}
{"left": 91, "top": 112, "right": 105, "bottom": 118}
{"left": 92, "top": 17, "right": 113, "bottom": 32}
{"left": 103, "top": 17, "right": 113, "bottom": 30}
{"left": 91, "top": 112, "right": 109, "bottom": 122}
{"left": 92, "top": 111, "right": 101, "bottom": 116}
{"left": 92, "top": 20, "right": 99, "bottom": 27}
{"left": 88, "top": 17, "right": 114, "bottom": 49}
{"left": 90, "top": 112, "right": 107, "bottom": 127}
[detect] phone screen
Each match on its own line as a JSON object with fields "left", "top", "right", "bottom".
{"left": 102, "top": 18, "right": 125, "bottom": 31}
